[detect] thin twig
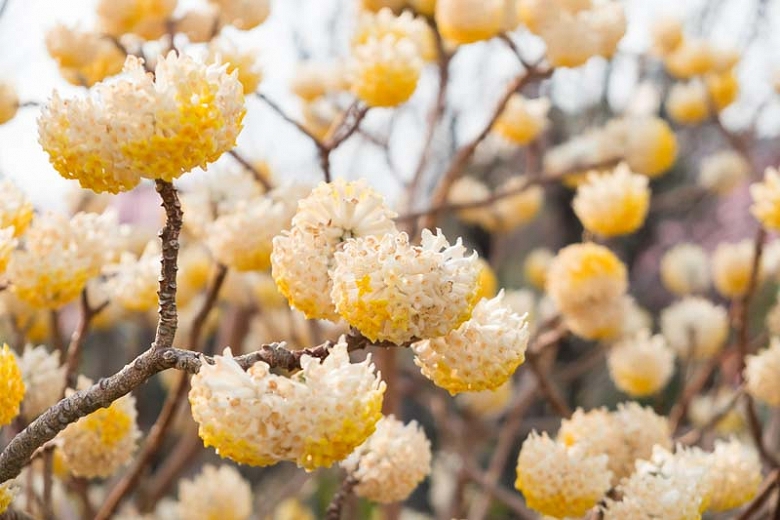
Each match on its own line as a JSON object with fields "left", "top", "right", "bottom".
{"left": 736, "top": 227, "right": 767, "bottom": 376}
{"left": 462, "top": 464, "right": 535, "bottom": 520}
{"left": 48, "top": 310, "right": 65, "bottom": 356}
{"left": 669, "top": 354, "right": 722, "bottom": 432}
{"left": 325, "top": 474, "right": 358, "bottom": 520}
{"left": 139, "top": 425, "right": 201, "bottom": 510}
{"left": 745, "top": 395, "right": 780, "bottom": 468}
{"left": 419, "top": 65, "right": 553, "bottom": 230}
{"left": 95, "top": 264, "right": 229, "bottom": 519}
{"left": 41, "top": 446, "right": 53, "bottom": 520}
{"left": 737, "top": 469, "right": 779, "bottom": 520}
{"left": 227, "top": 149, "right": 273, "bottom": 191}
{"left": 0, "top": 333, "right": 400, "bottom": 484}
{"left": 256, "top": 91, "right": 325, "bottom": 148}
{"left": 676, "top": 386, "right": 745, "bottom": 445}
{"left": 64, "top": 289, "right": 109, "bottom": 389}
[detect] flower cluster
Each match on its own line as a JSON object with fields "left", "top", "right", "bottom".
{"left": 573, "top": 163, "right": 650, "bottom": 237}
{"left": 546, "top": 242, "right": 628, "bottom": 340}
{"left": 412, "top": 292, "right": 529, "bottom": 393}
{"left": 660, "top": 296, "right": 729, "bottom": 359}
{"left": 189, "top": 340, "right": 385, "bottom": 470}
{"left": 39, "top": 52, "right": 245, "bottom": 193}
{"left": 271, "top": 179, "right": 398, "bottom": 321}
{"left": 177, "top": 464, "right": 253, "bottom": 520}
{"left": 519, "top": 0, "right": 626, "bottom": 67}
{"left": 660, "top": 243, "right": 711, "bottom": 296}
{"left": 331, "top": 229, "right": 480, "bottom": 344}
{"left": 607, "top": 329, "right": 675, "bottom": 397}
{"left": 744, "top": 337, "right": 780, "bottom": 406}
{"left": 341, "top": 415, "right": 431, "bottom": 503}
{"left": 447, "top": 175, "right": 543, "bottom": 232}
{"left": 58, "top": 378, "right": 140, "bottom": 478}
{"left": 0, "top": 344, "right": 25, "bottom": 427}
{"left": 17, "top": 345, "right": 65, "bottom": 420}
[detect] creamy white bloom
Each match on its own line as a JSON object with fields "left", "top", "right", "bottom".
{"left": 660, "top": 296, "right": 729, "bottom": 359}
{"left": 744, "top": 337, "right": 780, "bottom": 406}
{"left": 607, "top": 329, "right": 675, "bottom": 397}
{"left": 698, "top": 150, "right": 751, "bottom": 194}
{"left": 272, "top": 179, "right": 397, "bottom": 321}
{"left": 412, "top": 291, "right": 528, "bottom": 394}
{"left": 105, "top": 240, "right": 160, "bottom": 312}
{"left": 177, "top": 464, "right": 252, "bottom": 520}
{"left": 515, "top": 431, "right": 612, "bottom": 519}
{"left": 706, "top": 438, "right": 762, "bottom": 511}
{"left": 573, "top": 163, "right": 650, "bottom": 237}
{"left": 341, "top": 415, "right": 431, "bottom": 503}
{"left": 189, "top": 339, "right": 386, "bottom": 470}
{"left": 660, "top": 243, "right": 710, "bottom": 296}
{"left": 331, "top": 229, "right": 480, "bottom": 344}
{"left": 17, "top": 345, "right": 66, "bottom": 419}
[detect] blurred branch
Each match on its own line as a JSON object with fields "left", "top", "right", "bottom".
{"left": 676, "top": 385, "right": 744, "bottom": 445}
{"left": 0, "top": 331, "right": 405, "bottom": 484}
{"left": 420, "top": 64, "right": 553, "bottom": 230}
{"left": 325, "top": 474, "right": 358, "bottom": 520}
{"left": 64, "top": 289, "right": 109, "bottom": 389}
{"left": 737, "top": 469, "right": 779, "bottom": 520}
{"left": 256, "top": 92, "right": 368, "bottom": 182}
{"left": 227, "top": 149, "right": 273, "bottom": 191}
{"left": 745, "top": 395, "right": 780, "bottom": 468}
{"left": 96, "top": 264, "right": 229, "bottom": 520}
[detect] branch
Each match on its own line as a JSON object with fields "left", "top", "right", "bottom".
{"left": 95, "top": 264, "right": 229, "bottom": 519}
{"left": 737, "top": 469, "right": 779, "bottom": 520}
{"left": 64, "top": 289, "right": 109, "bottom": 389}
{"left": 0, "top": 333, "right": 391, "bottom": 484}
{"left": 745, "top": 395, "right": 780, "bottom": 468}
{"left": 325, "top": 474, "right": 358, "bottom": 520}
{"left": 736, "top": 227, "right": 767, "bottom": 376}
{"left": 227, "top": 149, "right": 273, "bottom": 191}
{"left": 152, "top": 180, "right": 183, "bottom": 351}
{"left": 256, "top": 92, "right": 326, "bottom": 150}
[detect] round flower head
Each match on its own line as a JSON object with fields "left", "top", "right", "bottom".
{"left": 651, "top": 16, "right": 683, "bottom": 55}
{"left": 494, "top": 94, "right": 550, "bottom": 145}
{"left": 0, "top": 82, "right": 18, "bottom": 125}
{"left": 189, "top": 340, "right": 385, "bottom": 470}
{"left": 7, "top": 213, "right": 99, "bottom": 309}
{"left": 208, "top": 38, "right": 263, "bottom": 94}
{"left": 45, "top": 25, "right": 126, "bottom": 87}
{"left": 206, "top": 195, "right": 295, "bottom": 272}
{"left": 698, "top": 150, "right": 750, "bottom": 194}
{"left": 408, "top": 0, "right": 435, "bottom": 16}
{"left": 624, "top": 116, "right": 678, "bottom": 177}
{"left": 0, "top": 180, "right": 34, "bottom": 237}
{"left": 666, "top": 80, "right": 710, "bottom": 125}
{"left": 58, "top": 379, "right": 140, "bottom": 478}
{"left": 607, "top": 329, "right": 675, "bottom": 397}
{"left": 546, "top": 242, "right": 628, "bottom": 315}
{"left": 272, "top": 179, "right": 397, "bottom": 321}
{"left": 562, "top": 294, "right": 627, "bottom": 341}
{"left": 446, "top": 177, "right": 494, "bottom": 229}
{"left": 0, "top": 344, "right": 25, "bottom": 427}
{"left": 0, "top": 481, "right": 18, "bottom": 514}
{"left": 744, "top": 337, "right": 780, "bottom": 407}
{"left": 557, "top": 407, "right": 635, "bottom": 484}
{"left": 435, "top": 0, "right": 507, "bottom": 44}
{"left": 612, "top": 402, "right": 672, "bottom": 469}
{"left": 751, "top": 167, "right": 780, "bottom": 231}
{"left": 603, "top": 448, "right": 705, "bottom": 519}
{"left": 524, "top": 247, "right": 553, "bottom": 290}
{"left": 412, "top": 291, "right": 529, "bottom": 394}
{"left": 39, "top": 53, "right": 245, "bottom": 194}
{"left": 290, "top": 61, "right": 347, "bottom": 102}
{"left": 180, "top": 164, "right": 268, "bottom": 238}
{"left": 177, "top": 464, "right": 252, "bottom": 520}
{"left": 97, "top": 0, "right": 176, "bottom": 39}
{"left": 105, "top": 241, "right": 161, "bottom": 312}
{"left": 211, "top": 0, "right": 270, "bottom": 30}
{"left": 664, "top": 39, "right": 715, "bottom": 79}
{"left": 705, "top": 438, "right": 762, "bottom": 512}
{"left": 712, "top": 239, "right": 760, "bottom": 298}
{"left": 457, "top": 379, "right": 514, "bottom": 419}
{"left": 354, "top": 8, "right": 436, "bottom": 62}
{"left": 660, "top": 243, "right": 710, "bottom": 296}
{"left": 341, "top": 415, "right": 432, "bottom": 503}
{"left": 350, "top": 35, "right": 422, "bottom": 107}
{"left": 573, "top": 163, "right": 650, "bottom": 237}
{"left": 660, "top": 296, "right": 728, "bottom": 359}
{"left": 706, "top": 70, "right": 739, "bottom": 111}
{"left": 515, "top": 431, "right": 612, "bottom": 518}
{"left": 488, "top": 176, "right": 544, "bottom": 232}
{"left": 332, "top": 229, "right": 479, "bottom": 343}
{"left": 18, "top": 345, "right": 65, "bottom": 420}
